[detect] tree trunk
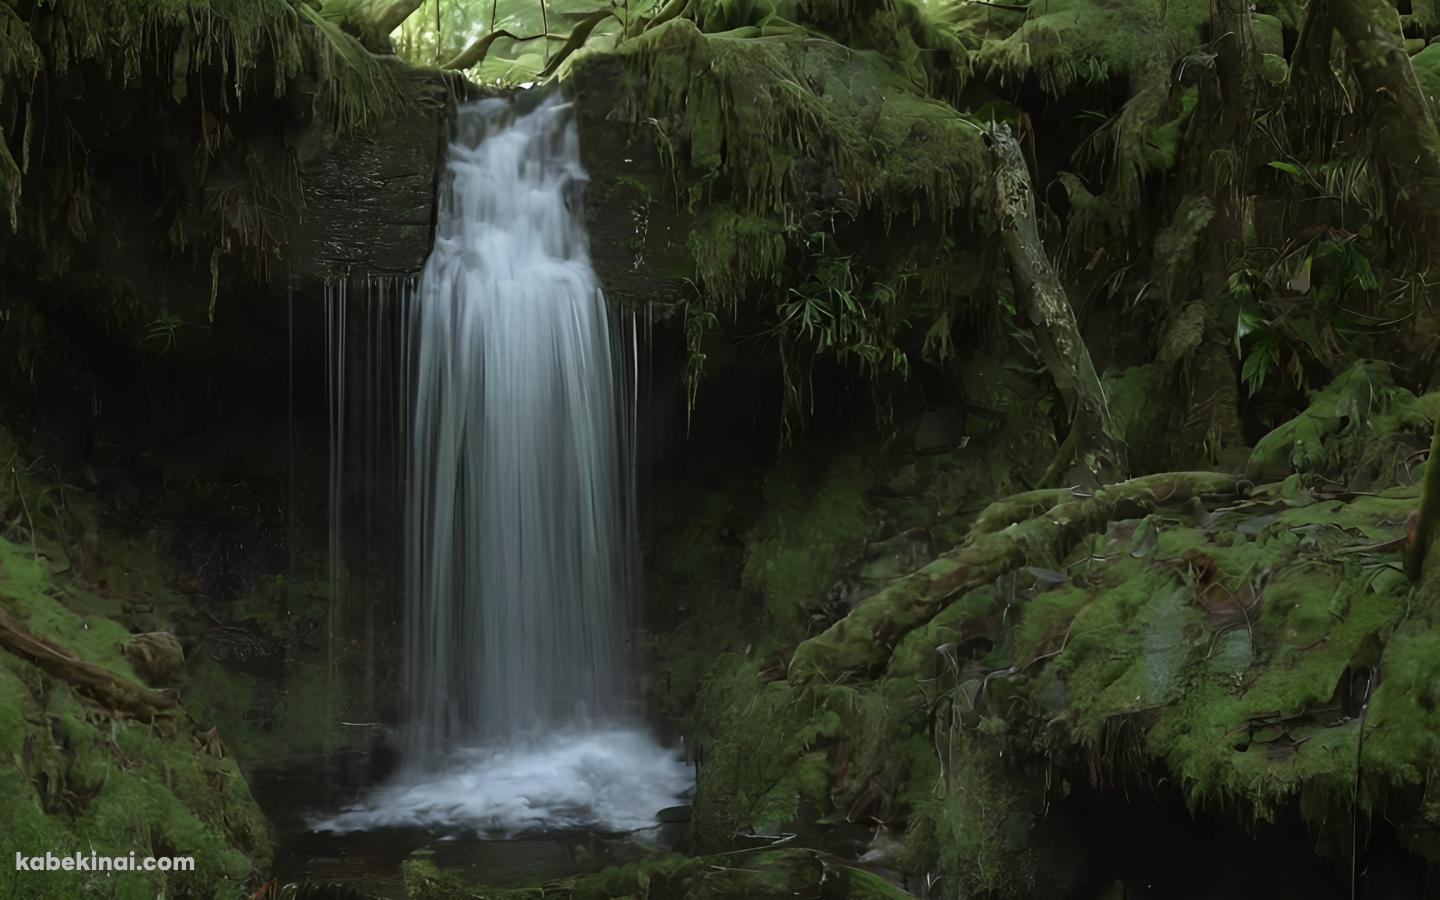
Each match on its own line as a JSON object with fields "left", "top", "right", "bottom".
{"left": 371, "top": 0, "right": 427, "bottom": 36}
{"left": 1407, "top": 422, "right": 1440, "bottom": 580}
{"left": 987, "top": 124, "right": 1128, "bottom": 482}
{"left": 1213, "top": 0, "right": 1258, "bottom": 144}
{"left": 1329, "top": 0, "right": 1440, "bottom": 255}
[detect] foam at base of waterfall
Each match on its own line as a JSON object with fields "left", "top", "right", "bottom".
{"left": 311, "top": 727, "right": 691, "bottom": 837}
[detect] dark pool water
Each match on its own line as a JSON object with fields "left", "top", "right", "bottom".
{"left": 248, "top": 750, "right": 687, "bottom": 897}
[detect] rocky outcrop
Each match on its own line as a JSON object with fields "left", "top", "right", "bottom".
{"left": 283, "top": 63, "right": 461, "bottom": 284}
{"left": 574, "top": 58, "right": 697, "bottom": 309}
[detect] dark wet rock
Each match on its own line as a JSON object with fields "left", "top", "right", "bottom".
{"left": 574, "top": 57, "right": 696, "bottom": 309}
{"left": 656, "top": 804, "right": 693, "bottom": 824}
{"left": 913, "top": 407, "right": 967, "bottom": 453}
{"left": 204, "top": 620, "right": 282, "bottom": 671}
{"left": 283, "top": 65, "right": 462, "bottom": 284}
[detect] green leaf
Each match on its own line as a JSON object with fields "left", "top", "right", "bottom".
{"left": 1267, "top": 160, "right": 1305, "bottom": 181}
{"left": 1240, "top": 339, "right": 1280, "bottom": 395}
{"left": 1286, "top": 252, "right": 1313, "bottom": 294}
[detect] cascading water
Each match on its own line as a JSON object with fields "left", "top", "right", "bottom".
{"left": 406, "top": 94, "right": 627, "bottom": 757}
{"left": 316, "top": 94, "right": 688, "bottom": 837}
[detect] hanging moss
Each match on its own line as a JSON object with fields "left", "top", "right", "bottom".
{"left": 0, "top": 0, "right": 413, "bottom": 302}
{"left": 967, "top": 0, "right": 1209, "bottom": 95}
{"left": 568, "top": 13, "right": 993, "bottom": 427}
{"left": 574, "top": 18, "right": 987, "bottom": 299}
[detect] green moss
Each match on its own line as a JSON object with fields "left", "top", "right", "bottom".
{"left": 644, "top": 445, "right": 879, "bottom": 732}
{"left": 0, "top": 643, "right": 267, "bottom": 900}
{"left": 0, "top": 434, "right": 268, "bottom": 898}
{"left": 1413, "top": 43, "right": 1440, "bottom": 108}
{"left": 1247, "top": 360, "right": 1433, "bottom": 484}
{"left": 0, "top": 542, "right": 143, "bottom": 683}
{"left": 689, "top": 656, "right": 842, "bottom": 846}
{"left": 1363, "top": 627, "right": 1440, "bottom": 788}
{"left": 740, "top": 452, "right": 874, "bottom": 626}
{"left": 970, "top": 0, "right": 1208, "bottom": 94}
{"left": 989, "top": 491, "right": 1413, "bottom": 824}
{"left": 906, "top": 734, "right": 1043, "bottom": 899}
{"left": 887, "top": 584, "right": 1005, "bottom": 678}
{"left": 570, "top": 15, "right": 990, "bottom": 420}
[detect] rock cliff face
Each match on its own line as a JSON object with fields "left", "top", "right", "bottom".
{"left": 282, "top": 64, "right": 459, "bottom": 285}
{"left": 281, "top": 65, "right": 696, "bottom": 302}
{"left": 574, "top": 58, "right": 697, "bottom": 310}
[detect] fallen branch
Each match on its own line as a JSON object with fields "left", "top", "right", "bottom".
{"left": 0, "top": 607, "right": 179, "bottom": 719}
{"left": 442, "top": 29, "right": 546, "bottom": 70}
{"left": 539, "top": 9, "right": 618, "bottom": 78}
{"left": 787, "top": 471, "right": 1240, "bottom": 684}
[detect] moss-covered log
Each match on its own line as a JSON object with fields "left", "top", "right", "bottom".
{"left": 787, "top": 471, "right": 1240, "bottom": 683}
{"left": 0, "top": 607, "right": 179, "bottom": 720}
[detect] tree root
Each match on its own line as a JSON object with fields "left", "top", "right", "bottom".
{"left": 0, "top": 607, "right": 179, "bottom": 720}
{"left": 787, "top": 471, "right": 1241, "bottom": 684}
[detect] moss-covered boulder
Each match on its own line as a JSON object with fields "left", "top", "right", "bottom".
{"left": 1246, "top": 360, "right": 1437, "bottom": 485}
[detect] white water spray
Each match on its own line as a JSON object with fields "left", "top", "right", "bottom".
{"left": 316, "top": 95, "right": 688, "bottom": 837}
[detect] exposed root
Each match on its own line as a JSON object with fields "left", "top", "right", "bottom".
{"left": 787, "top": 471, "right": 1241, "bottom": 684}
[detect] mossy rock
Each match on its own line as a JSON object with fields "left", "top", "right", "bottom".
{"left": 1246, "top": 360, "right": 1436, "bottom": 485}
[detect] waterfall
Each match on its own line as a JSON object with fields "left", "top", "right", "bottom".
{"left": 405, "top": 94, "right": 629, "bottom": 758}
{"left": 315, "top": 94, "right": 688, "bottom": 837}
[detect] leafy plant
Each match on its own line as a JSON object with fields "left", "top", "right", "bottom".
{"left": 683, "top": 302, "right": 718, "bottom": 426}
{"left": 141, "top": 311, "right": 208, "bottom": 356}
{"left": 391, "top": 0, "right": 665, "bottom": 83}
{"left": 772, "top": 233, "right": 913, "bottom": 382}
{"left": 1230, "top": 228, "right": 1384, "bottom": 395}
